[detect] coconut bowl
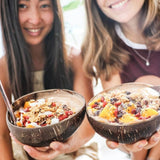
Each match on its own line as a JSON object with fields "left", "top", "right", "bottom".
{"left": 6, "top": 89, "right": 86, "bottom": 147}
{"left": 86, "top": 83, "right": 160, "bottom": 144}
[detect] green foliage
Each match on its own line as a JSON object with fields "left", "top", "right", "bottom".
{"left": 62, "top": 0, "right": 83, "bottom": 11}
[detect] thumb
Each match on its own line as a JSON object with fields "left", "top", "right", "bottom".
{"left": 147, "top": 142, "right": 160, "bottom": 160}
{"left": 50, "top": 141, "right": 69, "bottom": 152}
{"left": 106, "top": 140, "right": 119, "bottom": 149}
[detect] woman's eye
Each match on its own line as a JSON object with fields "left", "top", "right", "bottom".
{"left": 40, "top": 4, "right": 51, "bottom": 9}
{"left": 18, "top": 4, "right": 27, "bottom": 9}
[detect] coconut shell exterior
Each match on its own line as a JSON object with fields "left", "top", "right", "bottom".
{"left": 86, "top": 83, "right": 160, "bottom": 144}
{"left": 87, "top": 113, "right": 160, "bottom": 144}
{"left": 6, "top": 89, "right": 86, "bottom": 147}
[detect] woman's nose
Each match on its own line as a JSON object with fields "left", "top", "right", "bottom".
{"left": 28, "top": 8, "right": 41, "bottom": 25}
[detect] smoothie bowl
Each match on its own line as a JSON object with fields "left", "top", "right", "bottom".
{"left": 7, "top": 89, "right": 86, "bottom": 147}
{"left": 86, "top": 83, "right": 160, "bottom": 144}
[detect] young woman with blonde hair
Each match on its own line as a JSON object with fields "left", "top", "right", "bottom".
{"left": 82, "top": 0, "right": 160, "bottom": 159}
{"left": 0, "top": 0, "right": 96, "bottom": 159}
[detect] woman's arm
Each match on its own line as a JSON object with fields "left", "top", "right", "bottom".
{"left": 0, "top": 56, "right": 14, "bottom": 160}
{"left": 100, "top": 71, "right": 121, "bottom": 90}
{"left": 103, "top": 74, "right": 160, "bottom": 160}
{"left": 70, "top": 48, "right": 95, "bottom": 143}
{"left": 49, "top": 47, "right": 95, "bottom": 151}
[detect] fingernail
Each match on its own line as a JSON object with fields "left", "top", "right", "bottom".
{"left": 153, "top": 135, "right": 160, "bottom": 142}
{"left": 9, "top": 133, "right": 14, "bottom": 139}
{"left": 51, "top": 143, "right": 59, "bottom": 150}
{"left": 108, "top": 142, "right": 117, "bottom": 148}
{"left": 23, "top": 146, "right": 31, "bottom": 152}
{"left": 152, "top": 132, "right": 160, "bottom": 142}
{"left": 137, "top": 141, "right": 147, "bottom": 149}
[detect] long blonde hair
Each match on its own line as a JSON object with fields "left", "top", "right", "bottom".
{"left": 82, "top": 0, "right": 160, "bottom": 82}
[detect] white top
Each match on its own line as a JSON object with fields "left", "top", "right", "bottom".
{"left": 115, "top": 25, "right": 147, "bottom": 50}
{"left": 32, "top": 44, "right": 75, "bottom": 91}
{"left": 33, "top": 70, "right": 44, "bottom": 91}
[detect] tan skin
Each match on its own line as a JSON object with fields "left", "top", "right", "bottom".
{"left": 0, "top": 0, "right": 95, "bottom": 159}
{"left": 96, "top": 0, "right": 160, "bottom": 159}
{"left": 102, "top": 19, "right": 160, "bottom": 160}
{"left": 1, "top": 45, "right": 95, "bottom": 160}
{"left": 101, "top": 72, "right": 160, "bottom": 160}
{"left": 0, "top": 57, "right": 13, "bottom": 159}
{"left": 10, "top": 49, "right": 95, "bottom": 160}
{"left": 16, "top": 50, "right": 95, "bottom": 160}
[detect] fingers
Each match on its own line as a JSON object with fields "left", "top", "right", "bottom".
{"left": 122, "top": 131, "right": 160, "bottom": 153}
{"left": 144, "top": 132, "right": 160, "bottom": 150}
{"left": 106, "top": 140, "right": 119, "bottom": 149}
{"left": 24, "top": 145, "right": 60, "bottom": 160}
{"left": 10, "top": 133, "right": 23, "bottom": 146}
{"left": 106, "top": 139, "right": 148, "bottom": 153}
{"left": 147, "top": 141, "right": 160, "bottom": 160}
{"left": 11, "top": 133, "right": 50, "bottom": 152}
{"left": 130, "top": 149, "right": 148, "bottom": 160}
{"left": 35, "top": 146, "right": 50, "bottom": 152}
{"left": 122, "top": 140, "right": 148, "bottom": 153}
{"left": 50, "top": 141, "right": 69, "bottom": 153}
{"left": 105, "top": 131, "right": 160, "bottom": 160}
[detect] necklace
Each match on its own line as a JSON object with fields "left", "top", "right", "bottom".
{"left": 132, "top": 49, "right": 151, "bottom": 66}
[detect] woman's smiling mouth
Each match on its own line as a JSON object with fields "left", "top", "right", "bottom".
{"left": 109, "top": 0, "right": 129, "bottom": 9}
{"left": 25, "top": 28, "right": 42, "bottom": 36}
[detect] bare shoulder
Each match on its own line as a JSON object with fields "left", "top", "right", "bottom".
{"left": 70, "top": 47, "right": 81, "bottom": 56}
{"left": 100, "top": 72, "right": 121, "bottom": 90}
{"left": 0, "top": 55, "right": 8, "bottom": 73}
{"left": 0, "top": 56, "right": 7, "bottom": 75}
{"left": 67, "top": 45, "right": 93, "bottom": 102}
{"left": 135, "top": 75, "right": 160, "bottom": 85}
{"left": 67, "top": 45, "right": 82, "bottom": 71}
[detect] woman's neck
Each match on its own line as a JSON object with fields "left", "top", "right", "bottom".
{"left": 29, "top": 43, "right": 46, "bottom": 71}
{"left": 120, "top": 25, "right": 145, "bottom": 44}
{"left": 120, "top": 10, "right": 146, "bottom": 44}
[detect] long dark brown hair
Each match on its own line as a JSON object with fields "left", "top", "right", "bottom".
{"left": 82, "top": 0, "right": 160, "bottom": 82}
{"left": 0, "top": 0, "right": 73, "bottom": 99}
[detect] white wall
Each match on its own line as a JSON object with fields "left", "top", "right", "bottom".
{"left": 61, "top": 0, "right": 87, "bottom": 49}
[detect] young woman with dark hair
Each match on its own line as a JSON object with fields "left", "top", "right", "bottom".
{"left": 0, "top": 0, "right": 95, "bottom": 159}
{"left": 82, "top": 0, "right": 160, "bottom": 159}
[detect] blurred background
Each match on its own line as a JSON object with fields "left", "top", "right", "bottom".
{"left": 60, "top": 0, "right": 86, "bottom": 49}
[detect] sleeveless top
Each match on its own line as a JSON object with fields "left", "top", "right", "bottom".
{"left": 115, "top": 25, "right": 160, "bottom": 83}
{"left": 32, "top": 44, "right": 77, "bottom": 92}
{"left": 33, "top": 70, "right": 44, "bottom": 91}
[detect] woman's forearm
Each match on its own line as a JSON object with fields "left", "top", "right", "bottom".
{"left": 0, "top": 135, "right": 14, "bottom": 160}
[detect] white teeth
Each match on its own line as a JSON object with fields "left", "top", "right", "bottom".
{"left": 28, "top": 29, "right": 40, "bottom": 33}
{"left": 110, "top": 0, "right": 128, "bottom": 9}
